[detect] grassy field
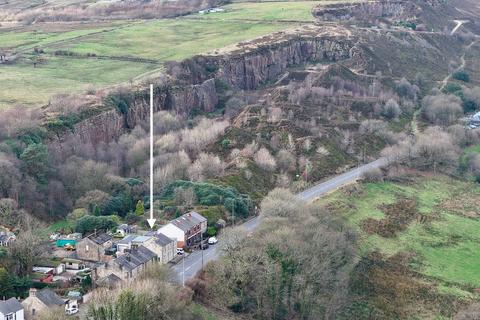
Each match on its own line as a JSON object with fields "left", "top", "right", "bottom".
{"left": 0, "top": 1, "right": 337, "bottom": 108}
{"left": 318, "top": 176, "right": 480, "bottom": 294}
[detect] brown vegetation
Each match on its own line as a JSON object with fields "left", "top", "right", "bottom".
{"left": 188, "top": 189, "right": 357, "bottom": 319}
{"left": 362, "top": 199, "right": 420, "bottom": 238}
{"left": 347, "top": 252, "right": 462, "bottom": 319}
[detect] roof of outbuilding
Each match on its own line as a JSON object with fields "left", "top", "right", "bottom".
{"left": 114, "top": 246, "right": 157, "bottom": 271}
{"left": 36, "top": 288, "right": 65, "bottom": 307}
{"left": 116, "top": 234, "right": 136, "bottom": 245}
{"left": 0, "top": 297, "right": 23, "bottom": 315}
{"left": 154, "top": 233, "right": 175, "bottom": 246}
{"left": 170, "top": 211, "right": 206, "bottom": 232}
{"left": 97, "top": 273, "right": 123, "bottom": 287}
{"left": 90, "top": 233, "right": 112, "bottom": 245}
{"left": 132, "top": 235, "right": 151, "bottom": 244}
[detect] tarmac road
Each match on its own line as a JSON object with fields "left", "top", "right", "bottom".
{"left": 171, "top": 158, "right": 388, "bottom": 283}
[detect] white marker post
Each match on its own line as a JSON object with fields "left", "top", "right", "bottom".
{"left": 147, "top": 84, "right": 156, "bottom": 229}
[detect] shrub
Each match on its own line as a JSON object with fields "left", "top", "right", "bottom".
{"left": 421, "top": 94, "right": 463, "bottom": 126}
{"left": 207, "top": 226, "right": 217, "bottom": 237}
{"left": 362, "top": 168, "right": 384, "bottom": 182}
{"left": 221, "top": 139, "right": 231, "bottom": 149}
{"left": 188, "top": 153, "right": 225, "bottom": 181}
{"left": 106, "top": 90, "right": 134, "bottom": 115}
{"left": 443, "top": 83, "right": 462, "bottom": 94}
{"left": 162, "top": 181, "right": 251, "bottom": 218}
{"left": 75, "top": 215, "right": 118, "bottom": 234}
{"left": 382, "top": 99, "right": 401, "bottom": 120}
{"left": 395, "top": 78, "right": 419, "bottom": 100}
{"left": 462, "top": 87, "right": 480, "bottom": 112}
{"left": 453, "top": 70, "right": 470, "bottom": 82}
{"left": 276, "top": 150, "right": 296, "bottom": 172}
{"left": 254, "top": 147, "right": 276, "bottom": 172}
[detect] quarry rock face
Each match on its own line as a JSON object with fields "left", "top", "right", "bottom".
{"left": 217, "top": 38, "right": 354, "bottom": 90}
{"left": 125, "top": 78, "right": 218, "bottom": 129}
{"left": 48, "top": 32, "right": 355, "bottom": 151}
{"left": 313, "top": 1, "right": 419, "bottom": 22}
{"left": 175, "top": 35, "right": 355, "bottom": 90}
{"left": 48, "top": 108, "right": 125, "bottom": 155}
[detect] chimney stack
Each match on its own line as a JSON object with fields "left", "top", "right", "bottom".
{"left": 29, "top": 288, "right": 37, "bottom": 297}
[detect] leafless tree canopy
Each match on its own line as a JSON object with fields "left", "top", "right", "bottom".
{"left": 193, "top": 189, "right": 357, "bottom": 320}
{"left": 421, "top": 94, "right": 463, "bottom": 126}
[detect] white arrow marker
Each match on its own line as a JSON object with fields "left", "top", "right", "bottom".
{"left": 147, "top": 84, "right": 156, "bottom": 229}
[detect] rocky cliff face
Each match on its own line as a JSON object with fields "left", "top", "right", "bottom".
{"left": 49, "top": 79, "right": 218, "bottom": 153}
{"left": 48, "top": 29, "right": 356, "bottom": 151}
{"left": 313, "top": 1, "right": 418, "bottom": 22}
{"left": 172, "top": 30, "right": 356, "bottom": 90}
{"left": 125, "top": 78, "right": 218, "bottom": 129}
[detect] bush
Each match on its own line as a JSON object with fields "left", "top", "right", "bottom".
{"left": 188, "top": 153, "right": 225, "bottom": 181}
{"left": 395, "top": 78, "right": 419, "bottom": 100}
{"left": 382, "top": 99, "right": 401, "bottom": 120}
{"left": 276, "top": 150, "right": 296, "bottom": 173}
{"left": 453, "top": 70, "right": 470, "bottom": 82}
{"left": 421, "top": 94, "right": 463, "bottom": 126}
{"left": 254, "top": 147, "right": 276, "bottom": 172}
{"left": 462, "top": 87, "right": 480, "bottom": 112}
{"left": 162, "top": 181, "right": 252, "bottom": 218}
{"left": 443, "top": 83, "right": 462, "bottom": 94}
{"left": 207, "top": 226, "right": 217, "bottom": 237}
{"left": 106, "top": 90, "right": 134, "bottom": 115}
{"left": 362, "top": 168, "right": 384, "bottom": 182}
{"left": 75, "top": 215, "right": 118, "bottom": 234}
{"left": 221, "top": 139, "right": 231, "bottom": 149}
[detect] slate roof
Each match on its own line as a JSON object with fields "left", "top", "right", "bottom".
{"left": 117, "top": 235, "right": 136, "bottom": 245}
{"left": 0, "top": 297, "right": 23, "bottom": 315}
{"left": 90, "top": 233, "right": 112, "bottom": 245}
{"left": 36, "top": 288, "right": 65, "bottom": 307}
{"left": 97, "top": 273, "right": 123, "bottom": 287}
{"left": 170, "top": 211, "right": 207, "bottom": 232}
{"left": 115, "top": 246, "right": 157, "bottom": 271}
{"left": 132, "top": 235, "right": 151, "bottom": 244}
{"left": 154, "top": 233, "right": 175, "bottom": 246}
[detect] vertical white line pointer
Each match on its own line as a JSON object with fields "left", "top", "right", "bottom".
{"left": 147, "top": 84, "right": 156, "bottom": 229}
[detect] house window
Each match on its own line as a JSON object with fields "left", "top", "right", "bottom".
{"left": 85, "top": 245, "right": 89, "bottom": 252}
{"left": 6, "top": 313, "right": 14, "bottom": 320}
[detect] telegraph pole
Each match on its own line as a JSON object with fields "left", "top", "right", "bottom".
{"left": 201, "top": 232, "right": 204, "bottom": 269}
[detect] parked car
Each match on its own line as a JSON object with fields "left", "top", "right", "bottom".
{"left": 201, "top": 243, "right": 209, "bottom": 250}
{"left": 176, "top": 248, "right": 185, "bottom": 255}
{"left": 65, "top": 307, "right": 79, "bottom": 315}
{"left": 208, "top": 237, "right": 218, "bottom": 245}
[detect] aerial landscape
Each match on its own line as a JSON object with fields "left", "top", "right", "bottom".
{"left": 0, "top": 0, "right": 480, "bottom": 319}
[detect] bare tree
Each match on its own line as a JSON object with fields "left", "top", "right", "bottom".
{"left": 254, "top": 147, "right": 277, "bottom": 172}
{"left": 421, "top": 94, "right": 463, "bottom": 126}
{"left": 276, "top": 150, "right": 296, "bottom": 173}
{"left": 188, "top": 153, "right": 225, "bottom": 181}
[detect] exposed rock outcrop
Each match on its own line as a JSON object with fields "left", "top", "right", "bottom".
{"left": 171, "top": 27, "right": 356, "bottom": 90}
{"left": 313, "top": 0, "right": 419, "bottom": 22}
{"left": 48, "top": 27, "right": 357, "bottom": 152}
